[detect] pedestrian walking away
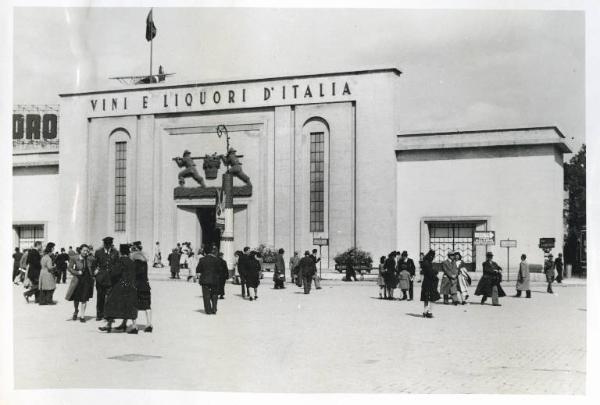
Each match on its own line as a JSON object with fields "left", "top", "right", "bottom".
{"left": 65, "top": 244, "right": 96, "bottom": 322}
{"left": 289, "top": 251, "right": 300, "bottom": 286}
{"left": 273, "top": 248, "right": 286, "bottom": 289}
{"left": 196, "top": 245, "right": 224, "bottom": 314}
{"left": 420, "top": 250, "right": 440, "bottom": 318}
{"left": 514, "top": 254, "right": 531, "bottom": 298}
{"left": 167, "top": 248, "right": 181, "bottom": 279}
{"left": 23, "top": 241, "right": 43, "bottom": 303}
{"left": 245, "top": 251, "right": 261, "bottom": 300}
{"left": 298, "top": 251, "right": 316, "bottom": 294}
{"left": 475, "top": 252, "right": 506, "bottom": 306}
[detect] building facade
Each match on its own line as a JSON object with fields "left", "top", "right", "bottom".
{"left": 13, "top": 68, "right": 570, "bottom": 271}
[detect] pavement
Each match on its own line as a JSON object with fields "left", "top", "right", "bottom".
{"left": 12, "top": 273, "right": 586, "bottom": 394}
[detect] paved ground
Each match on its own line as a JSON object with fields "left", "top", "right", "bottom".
{"left": 12, "top": 273, "right": 586, "bottom": 394}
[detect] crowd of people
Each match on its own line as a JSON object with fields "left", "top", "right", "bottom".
{"left": 12, "top": 239, "right": 567, "bottom": 324}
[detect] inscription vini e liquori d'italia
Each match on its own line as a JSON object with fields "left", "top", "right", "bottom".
{"left": 89, "top": 81, "right": 352, "bottom": 113}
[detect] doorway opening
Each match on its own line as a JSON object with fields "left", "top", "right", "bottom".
{"left": 196, "top": 207, "right": 221, "bottom": 251}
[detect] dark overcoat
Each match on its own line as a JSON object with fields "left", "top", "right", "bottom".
{"left": 245, "top": 258, "right": 261, "bottom": 288}
{"left": 104, "top": 256, "right": 138, "bottom": 320}
{"left": 420, "top": 259, "right": 440, "bottom": 302}
{"left": 196, "top": 254, "right": 222, "bottom": 286}
{"left": 94, "top": 247, "right": 120, "bottom": 288}
{"left": 439, "top": 259, "right": 459, "bottom": 295}
{"left": 474, "top": 260, "right": 506, "bottom": 297}
{"left": 383, "top": 257, "right": 398, "bottom": 288}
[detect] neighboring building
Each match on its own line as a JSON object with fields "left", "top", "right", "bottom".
{"left": 12, "top": 105, "right": 60, "bottom": 249}
{"left": 13, "top": 68, "right": 571, "bottom": 271}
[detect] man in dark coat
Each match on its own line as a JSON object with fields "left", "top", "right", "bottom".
{"left": 298, "top": 251, "right": 317, "bottom": 294}
{"left": 217, "top": 252, "right": 229, "bottom": 299}
{"left": 440, "top": 252, "right": 459, "bottom": 305}
{"left": 24, "top": 241, "right": 43, "bottom": 303}
{"left": 237, "top": 246, "right": 251, "bottom": 298}
{"left": 196, "top": 245, "right": 223, "bottom": 314}
{"left": 475, "top": 252, "right": 505, "bottom": 306}
{"left": 12, "top": 247, "right": 22, "bottom": 283}
{"left": 397, "top": 251, "right": 416, "bottom": 300}
{"left": 54, "top": 248, "right": 70, "bottom": 284}
{"left": 554, "top": 253, "right": 564, "bottom": 283}
{"left": 94, "top": 236, "right": 119, "bottom": 321}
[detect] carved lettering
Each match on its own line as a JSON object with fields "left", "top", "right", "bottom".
{"left": 342, "top": 82, "right": 351, "bottom": 95}
{"left": 185, "top": 93, "right": 193, "bottom": 106}
{"left": 111, "top": 98, "right": 118, "bottom": 111}
{"left": 142, "top": 96, "right": 148, "bottom": 109}
{"left": 213, "top": 91, "right": 221, "bottom": 104}
{"left": 91, "top": 99, "right": 98, "bottom": 111}
{"left": 304, "top": 85, "right": 312, "bottom": 98}
{"left": 228, "top": 90, "right": 235, "bottom": 103}
{"left": 264, "top": 87, "right": 271, "bottom": 101}
{"left": 199, "top": 91, "right": 206, "bottom": 105}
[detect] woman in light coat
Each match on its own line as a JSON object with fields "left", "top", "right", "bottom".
{"left": 38, "top": 242, "right": 57, "bottom": 305}
{"left": 455, "top": 252, "right": 471, "bottom": 305}
{"left": 515, "top": 254, "right": 531, "bottom": 298}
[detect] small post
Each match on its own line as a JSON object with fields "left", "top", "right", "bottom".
{"left": 150, "top": 38, "right": 153, "bottom": 78}
{"left": 507, "top": 245, "right": 510, "bottom": 282}
{"left": 319, "top": 245, "right": 322, "bottom": 279}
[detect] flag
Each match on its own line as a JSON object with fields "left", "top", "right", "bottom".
{"left": 146, "top": 9, "right": 157, "bottom": 41}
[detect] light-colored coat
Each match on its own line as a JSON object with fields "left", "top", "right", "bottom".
{"left": 38, "top": 254, "right": 56, "bottom": 291}
{"left": 516, "top": 260, "right": 530, "bottom": 291}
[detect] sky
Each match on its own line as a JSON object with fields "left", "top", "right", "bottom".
{"left": 13, "top": 7, "right": 585, "bottom": 152}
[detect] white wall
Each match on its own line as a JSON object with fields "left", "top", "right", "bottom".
{"left": 396, "top": 145, "right": 564, "bottom": 271}
{"left": 13, "top": 169, "right": 60, "bottom": 246}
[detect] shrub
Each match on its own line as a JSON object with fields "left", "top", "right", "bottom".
{"left": 334, "top": 247, "right": 373, "bottom": 270}
{"left": 255, "top": 244, "right": 278, "bottom": 263}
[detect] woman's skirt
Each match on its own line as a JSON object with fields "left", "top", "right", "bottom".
{"left": 69, "top": 274, "right": 94, "bottom": 302}
{"left": 137, "top": 290, "right": 151, "bottom": 310}
{"left": 105, "top": 282, "right": 138, "bottom": 320}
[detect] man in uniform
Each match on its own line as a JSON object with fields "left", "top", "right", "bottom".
{"left": 196, "top": 245, "right": 224, "bottom": 315}
{"left": 175, "top": 150, "right": 206, "bottom": 187}
{"left": 94, "top": 236, "right": 119, "bottom": 321}
{"left": 221, "top": 147, "right": 252, "bottom": 186}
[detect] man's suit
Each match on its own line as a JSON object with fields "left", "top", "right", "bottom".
{"left": 196, "top": 254, "right": 224, "bottom": 314}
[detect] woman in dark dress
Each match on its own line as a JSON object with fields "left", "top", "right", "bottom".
{"left": 99, "top": 244, "right": 138, "bottom": 334}
{"left": 65, "top": 244, "right": 95, "bottom": 322}
{"left": 131, "top": 242, "right": 153, "bottom": 332}
{"left": 420, "top": 250, "right": 440, "bottom": 318}
{"left": 245, "top": 251, "right": 261, "bottom": 301}
{"left": 383, "top": 252, "right": 398, "bottom": 300}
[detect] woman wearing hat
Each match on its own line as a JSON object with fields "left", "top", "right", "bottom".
{"left": 420, "top": 250, "right": 440, "bottom": 317}
{"left": 131, "top": 242, "right": 153, "bottom": 332}
{"left": 99, "top": 244, "right": 138, "bottom": 334}
{"left": 245, "top": 251, "right": 261, "bottom": 300}
{"left": 65, "top": 244, "right": 96, "bottom": 321}
{"left": 38, "top": 242, "right": 58, "bottom": 305}
{"left": 474, "top": 252, "right": 505, "bottom": 306}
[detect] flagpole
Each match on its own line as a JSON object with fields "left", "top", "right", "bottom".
{"left": 150, "top": 38, "right": 153, "bottom": 78}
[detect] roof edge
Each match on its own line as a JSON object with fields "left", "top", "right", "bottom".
{"left": 59, "top": 67, "right": 402, "bottom": 98}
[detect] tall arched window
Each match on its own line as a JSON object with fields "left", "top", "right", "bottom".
{"left": 303, "top": 117, "right": 330, "bottom": 234}
{"left": 108, "top": 128, "right": 131, "bottom": 234}
{"left": 114, "top": 141, "right": 127, "bottom": 232}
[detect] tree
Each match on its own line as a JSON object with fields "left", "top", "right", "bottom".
{"left": 564, "top": 144, "right": 586, "bottom": 270}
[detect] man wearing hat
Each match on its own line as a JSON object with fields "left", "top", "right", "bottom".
{"left": 544, "top": 253, "right": 556, "bottom": 293}
{"left": 195, "top": 245, "right": 224, "bottom": 315}
{"left": 94, "top": 236, "right": 120, "bottom": 320}
{"left": 175, "top": 150, "right": 207, "bottom": 187}
{"left": 439, "top": 251, "right": 459, "bottom": 305}
{"left": 474, "top": 252, "right": 505, "bottom": 306}
{"left": 221, "top": 147, "right": 252, "bottom": 186}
